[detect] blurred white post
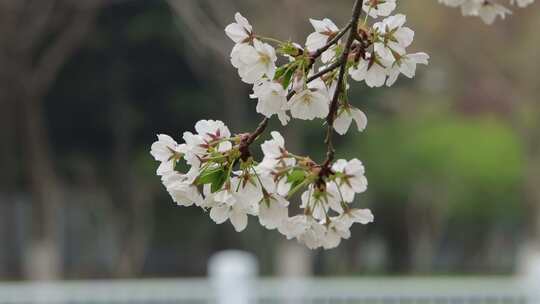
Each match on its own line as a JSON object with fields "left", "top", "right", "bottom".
{"left": 276, "top": 241, "right": 312, "bottom": 277}
{"left": 517, "top": 242, "right": 540, "bottom": 303}
{"left": 275, "top": 241, "right": 311, "bottom": 304}
{"left": 208, "top": 250, "right": 258, "bottom": 304}
{"left": 518, "top": 244, "right": 540, "bottom": 299}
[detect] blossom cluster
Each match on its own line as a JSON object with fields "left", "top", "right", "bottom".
{"left": 150, "top": 0, "right": 430, "bottom": 249}
{"left": 151, "top": 121, "right": 373, "bottom": 249}
{"left": 225, "top": 1, "right": 428, "bottom": 133}
{"left": 438, "top": 0, "right": 535, "bottom": 24}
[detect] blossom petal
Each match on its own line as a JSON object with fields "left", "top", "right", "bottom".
{"left": 210, "top": 205, "right": 230, "bottom": 224}
{"left": 230, "top": 209, "right": 248, "bottom": 232}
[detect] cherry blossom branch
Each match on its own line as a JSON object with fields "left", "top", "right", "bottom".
{"left": 242, "top": 0, "right": 361, "bottom": 163}
{"left": 322, "top": 0, "right": 363, "bottom": 169}
{"left": 241, "top": 58, "right": 343, "bottom": 160}
{"left": 242, "top": 29, "right": 355, "bottom": 162}
{"left": 246, "top": 58, "right": 347, "bottom": 151}
{"left": 152, "top": 0, "right": 434, "bottom": 249}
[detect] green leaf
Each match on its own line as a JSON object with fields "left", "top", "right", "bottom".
{"left": 196, "top": 167, "right": 225, "bottom": 186}
{"left": 210, "top": 172, "right": 228, "bottom": 193}
{"left": 274, "top": 63, "right": 299, "bottom": 90}
{"left": 281, "top": 66, "right": 297, "bottom": 90}
{"left": 274, "top": 65, "right": 288, "bottom": 81}
{"left": 287, "top": 169, "right": 306, "bottom": 188}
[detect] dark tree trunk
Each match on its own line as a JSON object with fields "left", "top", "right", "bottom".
{"left": 19, "top": 88, "right": 63, "bottom": 280}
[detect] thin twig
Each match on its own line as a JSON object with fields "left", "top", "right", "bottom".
{"left": 239, "top": 117, "right": 269, "bottom": 160}
{"left": 306, "top": 23, "right": 353, "bottom": 72}
{"left": 246, "top": 117, "right": 269, "bottom": 145}
{"left": 287, "top": 58, "right": 345, "bottom": 100}
{"left": 307, "top": 58, "right": 345, "bottom": 83}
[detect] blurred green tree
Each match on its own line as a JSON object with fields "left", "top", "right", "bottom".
{"left": 352, "top": 109, "right": 524, "bottom": 272}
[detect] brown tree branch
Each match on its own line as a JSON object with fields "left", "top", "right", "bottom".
{"left": 322, "top": 0, "right": 362, "bottom": 168}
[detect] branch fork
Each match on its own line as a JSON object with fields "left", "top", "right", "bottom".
{"left": 242, "top": 0, "right": 364, "bottom": 173}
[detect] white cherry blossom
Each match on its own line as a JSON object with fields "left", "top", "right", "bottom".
{"left": 438, "top": 0, "right": 518, "bottom": 24}
{"left": 258, "top": 175, "right": 290, "bottom": 230}
{"left": 306, "top": 18, "right": 340, "bottom": 63}
{"left": 306, "top": 18, "right": 339, "bottom": 52}
{"left": 257, "top": 161, "right": 293, "bottom": 194}
{"left": 297, "top": 217, "right": 326, "bottom": 249}
{"left": 320, "top": 209, "right": 373, "bottom": 249}
{"left": 259, "top": 195, "right": 288, "bottom": 230}
{"left": 150, "top": 134, "right": 183, "bottom": 176}
{"left": 332, "top": 158, "right": 368, "bottom": 203}
{"left": 344, "top": 208, "right": 375, "bottom": 225}
{"left": 333, "top": 105, "right": 368, "bottom": 135}
{"left": 194, "top": 119, "right": 232, "bottom": 152}
{"left": 386, "top": 52, "right": 430, "bottom": 87}
{"left": 231, "top": 40, "right": 277, "bottom": 84}
{"left": 207, "top": 177, "right": 261, "bottom": 232}
{"left": 278, "top": 215, "right": 310, "bottom": 240}
{"left": 161, "top": 171, "right": 203, "bottom": 207}
{"left": 181, "top": 131, "right": 206, "bottom": 167}
{"left": 225, "top": 12, "right": 253, "bottom": 44}
{"left": 373, "top": 14, "right": 414, "bottom": 61}
{"left": 260, "top": 131, "right": 287, "bottom": 164}
{"left": 288, "top": 78, "right": 330, "bottom": 120}
{"left": 362, "top": 0, "right": 397, "bottom": 18}
{"left": 279, "top": 214, "right": 327, "bottom": 249}
{"left": 230, "top": 43, "right": 252, "bottom": 69}
{"left": 321, "top": 217, "right": 352, "bottom": 249}
{"left": 251, "top": 80, "right": 290, "bottom": 125}
{"left": 300, "top": 185, "right": 341, "bottom": 220}
{"left": 349, "top": 55, "right": 389, "bottom": 88}
{"left": 209, "top": 202, "right": 251, "bottom": 232}
{"left": 476, "top": 2, "right": 512, "bottom": 24}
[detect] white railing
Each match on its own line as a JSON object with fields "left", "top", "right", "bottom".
{"left": 0, "top": 251, "right": 538, "bottom": 303}
{"left": 0, "top": 277, "right": 536, "bottom": 303}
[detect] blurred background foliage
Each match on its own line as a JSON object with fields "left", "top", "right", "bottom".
{"left": 0, "top": 0, "right": 538, "bottom": 280}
